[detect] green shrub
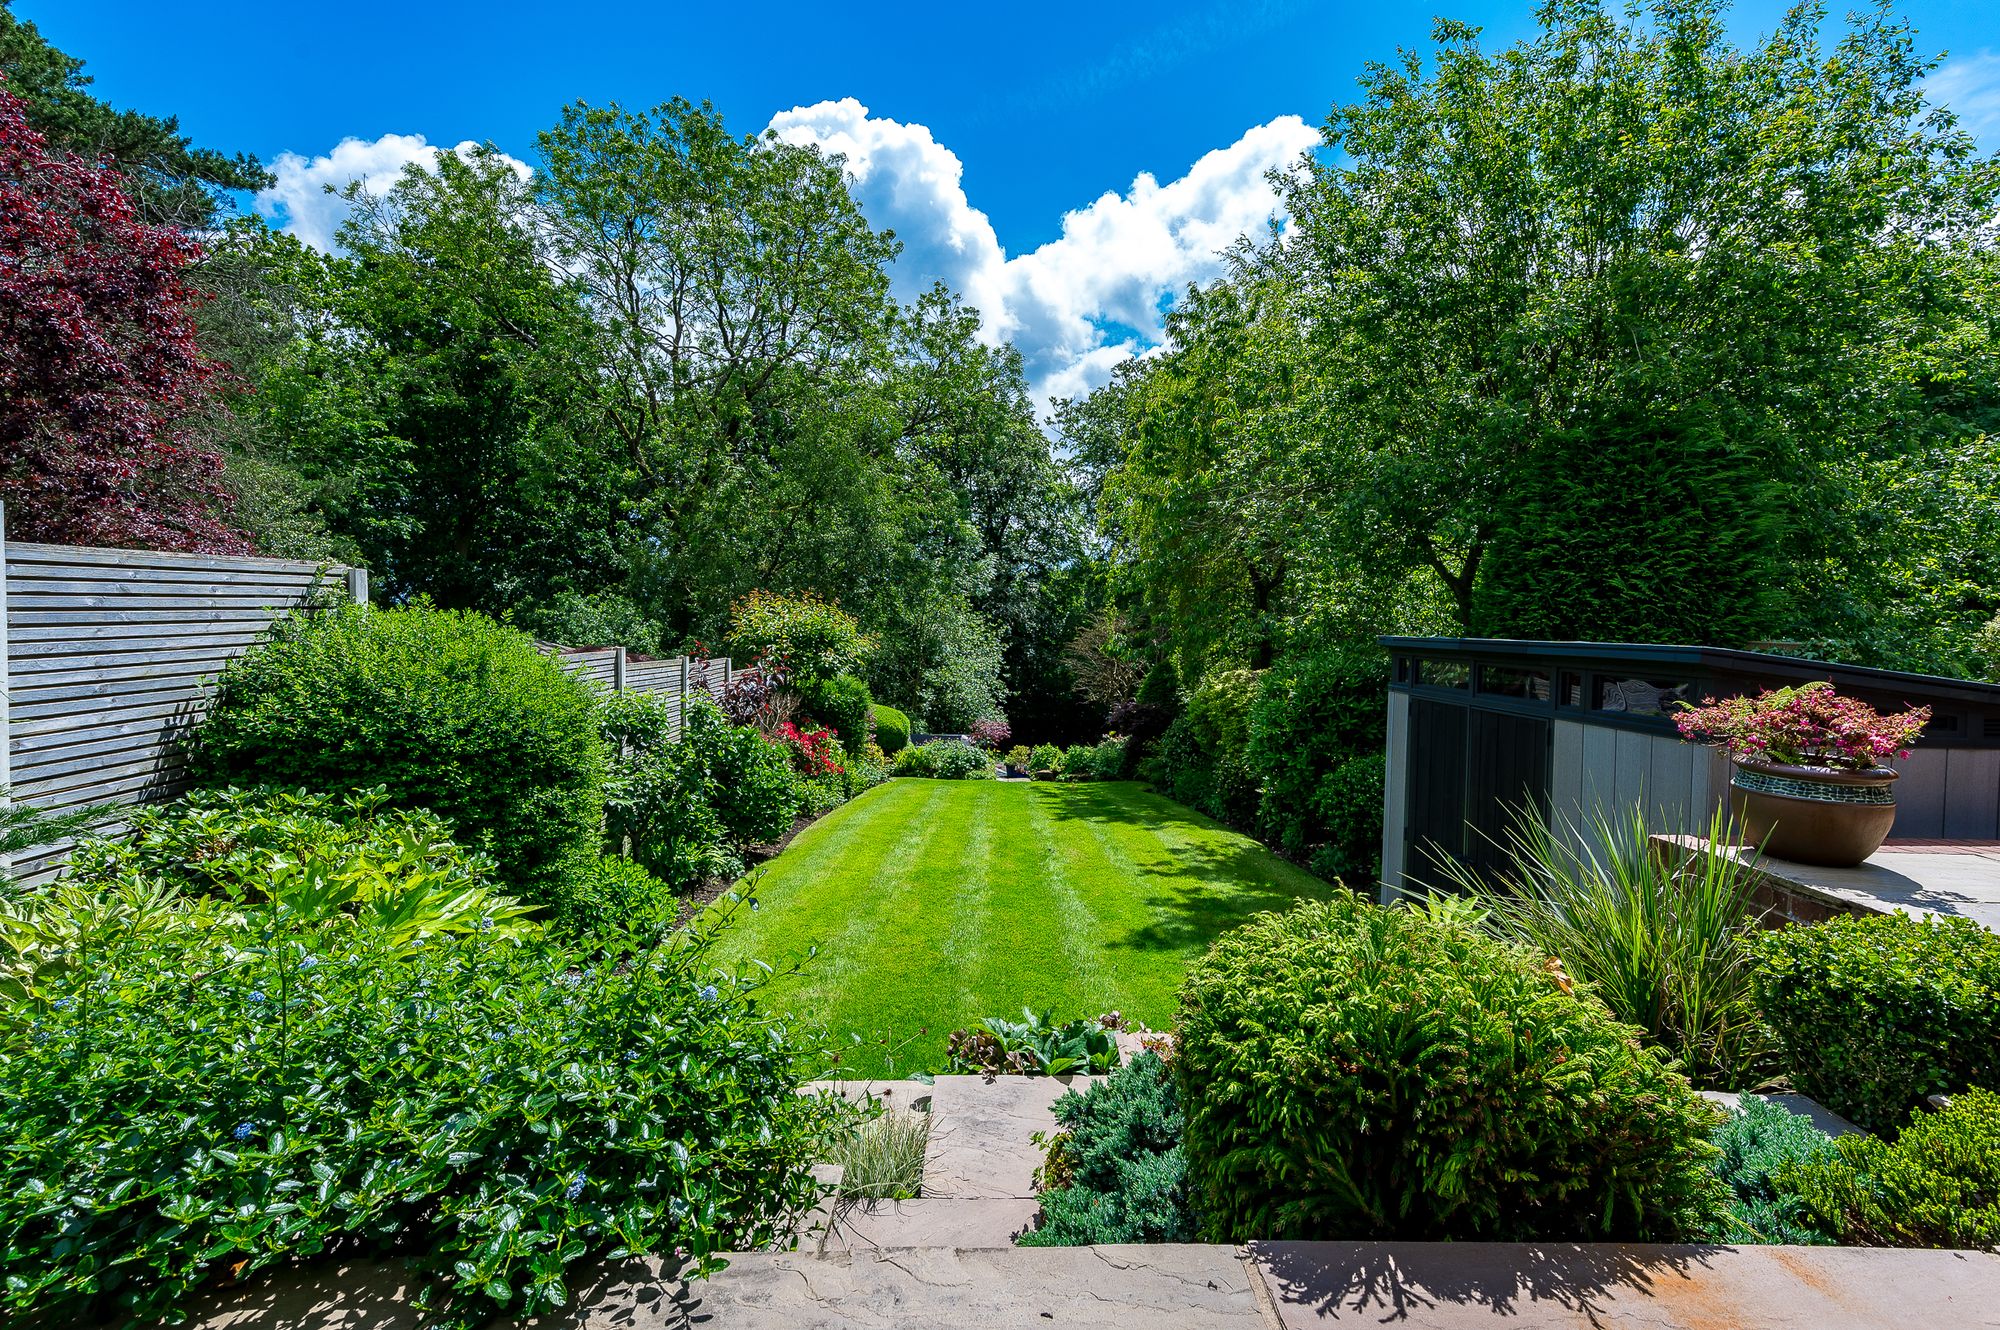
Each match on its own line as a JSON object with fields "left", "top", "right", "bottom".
{"left": 871, "top": 703, "right": 911, "bottom": 754}
{"left": 1435, "top": 804, "right": 1771, "bottom": 1089}
{"left": 1782, "top": 1089, "right": 2000, "bottom": 1249}
{"left": 1176, "top": 898, "right": 1727, "bottom": 1242}
{"left": 598, "top": 691, "right": 737, "bottom": 890}
{"left": 1029, "top": 742, "right": 1062, "bottom": 775}
{"left": 925, "top": 740, "right": 994, "bottom": 781}
{"left": 686, "top": 696, "right": 801, "bottom": 848}
{"left": 1305, "top": 751, "right": 1386, "bottom": 883}
{"left": 187, "top": 603, "right": 604, "bottom": 906}
{"left": 0, "top": 892, "right": 836, "bottom": 1327}
{"left": 1006, "top": 744, "right": 1032, "bottom": 771}
{"left": 726, "top": 590, "right": 873, "bottom": 682}
{"left": 1020, "top": 1051, "right": 1197, "bottom": 1246}
{"left": 800, "top": 674, "right": 873, "bottom": 755}
{"left": 1247, "top": 645, "right": 1385, "bottom": 862}
{"left": 892, "top": 742, "right": 937, "bottom": 777}
{"left": 552, "top": 854, "right": 677, "bottom": 941}
{"left": 1751, "top": 912, "right": 2000, "bottom": 1133}
{"left": 1705, "top": 1098, "right": 1839, "bottom": 1245}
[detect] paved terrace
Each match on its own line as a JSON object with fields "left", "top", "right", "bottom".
{"left": 1659, "top": 837, "right": 2000, "bottom": 932}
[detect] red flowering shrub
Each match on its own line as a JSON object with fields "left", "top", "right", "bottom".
{"left": 1675, "top": 682, "right": 1928, "bottom": 771}
{"left": 968, "top": 716, "right": 1012, "bottom": 751}
{"left": 0, "top": 85, "right": 245, "bottom": 552}
{"left": 773, "top": 721, "right": 842, "bottom": 777}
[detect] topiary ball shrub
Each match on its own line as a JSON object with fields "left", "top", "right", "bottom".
{"left": 800, "top": 674, "right": 873, "bottom": 756}
{"left": 187, "top": 603, "right": 604, "bottom": 907}
{"left": 870, "top": 703, "right": 911, "bottom": 755}
{"left": 1781, "top": 1088, "right": 2000, "bottom": 1250}
{"left": 1020, "top": 1051, "right": 1197, "bottom": 1246}
{"left": 1750, "top": 912, "right": 2000, "bottom": 1134}
{"left": 1176, "top": 899, "right": 1728, "bottom": 1242}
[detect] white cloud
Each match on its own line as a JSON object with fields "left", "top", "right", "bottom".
{"left": 255, "top": 134, "right": 531, "bottom": 251}
{"left": 257, "top": 110, "right": 1317, "bottom": 407}
{"left": 768, "top": 99, "right": 1318, "bottom": 407}
{"left": 1931, "top": 51, "right": 2000, "bottom": 149}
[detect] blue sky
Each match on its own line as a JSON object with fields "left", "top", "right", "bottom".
{"left": 22, "top": 0, "right": 1998, "bottom": 403}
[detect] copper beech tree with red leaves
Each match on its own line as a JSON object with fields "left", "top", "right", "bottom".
{"left": 0, "top": 83, "right": 246, "bottom": 552}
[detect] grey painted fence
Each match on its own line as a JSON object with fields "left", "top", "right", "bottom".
{"left": 0, "top": 509, "right": 366, "bottom": 885}
{"left": 545, "top": 646, "right": 734, "bottom": 738}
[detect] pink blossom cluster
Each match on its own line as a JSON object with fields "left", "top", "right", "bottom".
{"left": 1674, "top": 681, "right": 1929, "bottom": 771}
{"left": 968, "top": 716, "right": 1013, "bottom": 751}
{"left": 772, "top": 720, "right": 842, "bottom": 776}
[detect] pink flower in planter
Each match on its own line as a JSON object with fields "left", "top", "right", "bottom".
{"left": 1674, "top": 681, "right": 1928, "bottom": 771}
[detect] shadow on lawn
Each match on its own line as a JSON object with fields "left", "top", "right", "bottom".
{"left": 1030, "top": 781, "right": 1343, "bottom": 957}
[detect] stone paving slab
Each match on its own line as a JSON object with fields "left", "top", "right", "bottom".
{"left": 813, "top": 1197, "right": 1040, "bottom": 1251}
{"left": 673, "top": 1246, "right": 1269, "bottom": 1329}
{"left": 921, "top": 1074, "right": 1073, "bottom": 1199}
{"left": 1249, "top": 1241, "right": 2000, "bottom": 1329}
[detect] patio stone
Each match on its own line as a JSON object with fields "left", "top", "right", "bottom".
{"left": 921, "top": 1073, "right": 1072, "bottom": 1199}
{"left": 809, "top": 1197, "right": 1041, "bottom": 1251}
{"left": 1249, "top": 1240, "right": 2000, "bottom": 1329}
{"left": 667, "top": 1245, "right": 1269, "bottom": 1329}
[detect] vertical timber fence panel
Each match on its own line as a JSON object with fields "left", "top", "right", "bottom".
{"left": 0, "top": 505, "right": 364, "bottom": 885}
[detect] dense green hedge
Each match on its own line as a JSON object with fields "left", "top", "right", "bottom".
{"left": 800, "top": 674, "right": 873, "bottom": 755}
{"left": 870, "top": 703, "right": 911, "bottom": 754}
{"left": 187, "top": 603, "right": 604, "bottom": 907}
{"left": 0, "top": 897, "right": 835, "bottom": 1326}
{"left": 1176, "top": 898, "right": 1726, "bottom": 1242}
{"left": 1751, "top": 912, "right": 2000, "bottom": 1134}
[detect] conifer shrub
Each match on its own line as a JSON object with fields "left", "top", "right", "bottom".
{"left": 1176, "top": 899, "right": 1727, "bottom": 1242}
{"left": 1782, "top": 1089, "right": 2000, "bottom": 1250}
{"left": 1020, "top": 1051, "right": 1197, "bottom": 1246}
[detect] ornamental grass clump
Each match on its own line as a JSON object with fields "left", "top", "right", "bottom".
{"left": 1176, "top": 898, "right": 1728, "bottom": 1243}
{"left": 1674, "top": 680, "right": 1928, "bottom": 770}
{"left": 0, "top": 892, "right": 836, "bottom": 1327}
{"left": 1434, "top": 803, "right": 1771, "bottom": 1088}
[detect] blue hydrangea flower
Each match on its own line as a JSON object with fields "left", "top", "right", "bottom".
{"left": 698, "top": 985, "right": 719, "bottom": 1003}
{"left": 51, "top": 997, "right": 74, "bottom": 1011}
{"left": 565, "top": 1175, "right": 586, "bottom": 1201}
{"left": 233, "top": 1122, "right": 255, "bottom": 1142}
{"left": 246, "top": 990, "right": 268, "bottom": 1004}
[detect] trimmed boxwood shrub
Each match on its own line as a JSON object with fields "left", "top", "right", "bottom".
{"left": 870, "top": 703, "right": 911, "bottom": 754}
{"left": 1783, "top": 1089, "right": 2000, "bottom": 1250}
{"left": 186, "top": 603, "right": 604, "bottom": 907}
{"left": 1176, "top": 898, "right": 1727, "bottom": 1242}
{"left": 0, "top": 897, "right": 839, "bottom": 1326}
{"left": 1020, "top": 1051, "right": 1197, "bottom": 1246}
{"left": 1751, "top": 912, "right": 2000, "bottom": 1134}
{"left": 800, "top": 673, "right": 873, "bottom": 756}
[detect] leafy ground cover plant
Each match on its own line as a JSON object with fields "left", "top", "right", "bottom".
{"left": 1433, "top": 803, "right": 1771, "bottom": 1088}
{"left": 1177, "top": 898, "right": 1727, "bottom": 1242}
{"left": 945, "top": 1008, "right": 1120, "bottom": 1076}
{"left": 187, "top": 602, "right": 604, "bottom": 906}
{"left": 1751, "top": 911, "right": 2000, "bottom": 1133}
{"left": 1782, "top": 1090, "right": 2000, "bottom": 1250}
{"left": 1705, "top": 1098, "right": 1839, "bottom": 1245}
{"left": 0, "top": 892, "right": 836, "bottom": 1326}
{"left": 1019, "top": 1051, "right": 1196, "bottom": 1245}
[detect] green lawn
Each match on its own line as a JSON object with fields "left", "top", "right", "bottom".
{"left": 706, "top": 778, "right": 1339, "bottom": 1076}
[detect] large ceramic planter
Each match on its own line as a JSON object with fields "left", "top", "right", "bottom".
{"left": 1728, "top": 758, "right": 1898, "bottom": 867}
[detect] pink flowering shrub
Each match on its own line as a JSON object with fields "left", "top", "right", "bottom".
{"left": 773, "top": 721, "right": 842, "bottom": 777}
{"left": 1674, "top": 681, "right": 1928, "bottom": 771}
{"left": 968, "top": 716, "right": 1012, "bottom": 750}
